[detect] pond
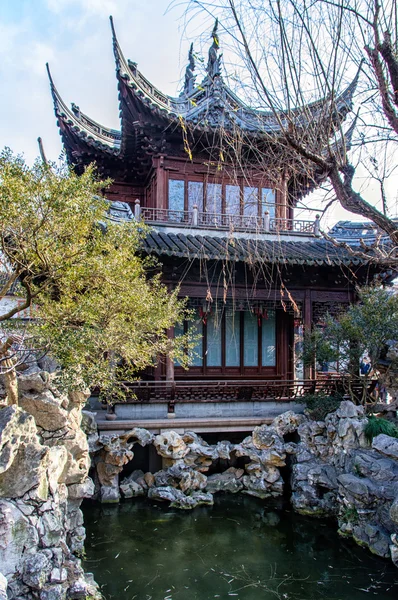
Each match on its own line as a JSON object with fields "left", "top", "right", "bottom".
{"left": 83, "top": 496, "right": 398, "bottom": 600}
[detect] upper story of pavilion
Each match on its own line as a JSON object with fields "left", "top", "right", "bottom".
{"left": 48, "top": 17, "right": 359, "bottom": 241}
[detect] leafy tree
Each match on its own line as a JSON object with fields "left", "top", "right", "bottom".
{"left": 0, "top": 148, "right": 188, "bottom": 404}
{"left": 302, "top": 286, "right": 398, "bottom": 403}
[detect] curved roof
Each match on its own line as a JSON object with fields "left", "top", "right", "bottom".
{"left": 49, "top": 16, "right": 360, "bottom": 190}
{"left": 110, "top": 16, "right": 360, "bottom": 136}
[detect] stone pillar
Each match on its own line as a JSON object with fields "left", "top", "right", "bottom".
{"left": 134, "top": 198, "right": 141, "bottom": 219}
{"left": 264, "top": 211, "right": 270, "bottom": 232}
{"left": 192, "top": 204, "right": 198, "bottom": 226}
{"left": 314, "top": 214, "right": 320, "bottom": 236}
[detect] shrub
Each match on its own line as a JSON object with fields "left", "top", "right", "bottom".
{"left": 364, "top": 416, "right": 398, "bottom": 444}
{"left": 300, "top": 393, "right": 342, "bottom": 420}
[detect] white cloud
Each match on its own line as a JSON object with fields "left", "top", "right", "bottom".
{"left": 46, "top": 0, "right": 121, "bottom": 18}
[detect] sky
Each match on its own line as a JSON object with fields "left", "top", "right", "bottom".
{"left": 0, "top": 0, "right": 395, "bottom": 229}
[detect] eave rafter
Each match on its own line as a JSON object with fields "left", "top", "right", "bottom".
{"left": 46, "top": 63, "right": 121, "bottom": 160}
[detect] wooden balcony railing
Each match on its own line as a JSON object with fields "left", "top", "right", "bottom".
{"left": 137, "top": 203, "right": 320, "bottom": 236}
{"left": 115, "top": 377, "right": 366, "bottom": 406}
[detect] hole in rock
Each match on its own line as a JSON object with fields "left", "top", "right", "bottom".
{"left": 283, "top": 430, "right": 300, "bottom": 444}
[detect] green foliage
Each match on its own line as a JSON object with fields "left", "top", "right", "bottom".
{"left": 301, "top": 328, "right": 339, "bottom": 370}
{"left": 0, "top": 149, "right": 190, "bottom": 400}
{"left": 364, "top": 416, "right": 398, "bottom": 444}
{"left": 301, "top": 287, "right": 398, "bottom": 387}
{"left": 300, "top": 393, "right": 342, "bottom": 420}
{"left": 341, "top": 506, "right": 359, "bottom": 524}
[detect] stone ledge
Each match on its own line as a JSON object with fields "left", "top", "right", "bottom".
{"left": 97, "top": 416, "right": 275, "bottom": 434}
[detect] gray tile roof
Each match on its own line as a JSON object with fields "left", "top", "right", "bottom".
{"left": 142, "top": 231, "right": 367, "bottom": 266}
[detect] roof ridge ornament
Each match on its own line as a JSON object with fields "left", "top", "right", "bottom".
{"left": 182, "top": 43, "right": 196, "bottom": 96}
{"left": 207, "top": 19, "right": 222, "bottom": 80}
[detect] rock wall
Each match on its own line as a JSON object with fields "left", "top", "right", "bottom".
{"left": 87, "top": 403, "right": 398, "bottom": 568}
{"left": 0, "top": 367, "right": 100, "bottom": 600}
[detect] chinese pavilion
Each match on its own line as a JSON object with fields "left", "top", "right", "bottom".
{"left": 48, "top": 18, "right": 385, "bottom": 429}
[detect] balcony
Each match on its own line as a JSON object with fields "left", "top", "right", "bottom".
{"left": 95, "top": 376, "right": 374, "bottom": 433}
{"left": 134, "top": 202, "right": 320, "bottom": 236}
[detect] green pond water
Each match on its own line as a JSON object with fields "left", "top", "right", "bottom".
{"left": 83, "top": 496, "right": 398, "bottom": 600}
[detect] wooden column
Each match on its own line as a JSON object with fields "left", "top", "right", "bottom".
{"left": 303, "top": 289, "right": 313, "bottom": 380}
{"left": 276, "top": 171, "right": 288, "bottom": 220}
{"left": 156, "top": 156, "right": 167, "bottom": 209}
{"left": 166, "top": 326, "right": 175, "bottom": 382}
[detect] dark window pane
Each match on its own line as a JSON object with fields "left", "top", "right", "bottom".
{"left": 225, "top": 309, "right": 240, "bottom": 366}
{"left": 244, "top": 311, "right": 258, "bottom": 366}
{"left": 262, "top": 312, "right": 276, "bottom": 366}
{"left": 188, "top": 317, "right": 203, "bottom": 366}
{"left": 188, "top": 181, "right": 203, "bottom": 212}
{"left": 206, "top": 312, "right": 222, "bottom": 366}
{"left": 226, "top": 184, "right": 240, "bottom": 215}
{"left": 243, "top": 186, "right": 258, "bottom": 216}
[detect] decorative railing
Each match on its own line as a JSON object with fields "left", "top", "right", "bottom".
{"left": 137, "top": 203, "right": 320, "bottom": 236}
{"left": 116, "top": 377, "right": 370, "bottom": 406}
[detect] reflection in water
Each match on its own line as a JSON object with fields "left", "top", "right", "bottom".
{"left": 83, "top": 495, "right": 397, "bottom": 600}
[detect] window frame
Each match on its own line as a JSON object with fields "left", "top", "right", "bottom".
{"left": 174, "top": 307, "right": 278, "bottom": 377}
{"left": 166, "top": 173, "right": 277, "bottom": 218}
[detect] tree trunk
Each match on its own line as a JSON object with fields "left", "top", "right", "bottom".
{"left": 329, "top": 165, "right": 398, "bottom": 245}
{"left": 0, "top": 338, "right": 19, "bottom": 406}
{"left": 2, "top": 358, "right": 18, "bottom": 405}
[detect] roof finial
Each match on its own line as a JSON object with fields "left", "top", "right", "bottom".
{"left": 183, "top": 43, "right": 196, "bottom": 96}
{"left": 207, "top": 19, "right": 222, "bottom": 80}
{"left": 37, "top": 137, "right": 48, "bottom": 165}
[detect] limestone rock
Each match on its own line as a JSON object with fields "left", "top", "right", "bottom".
{"left": 96, "top": 462, "right": 121, "bottom": 487}
{"left": 0, "top": 500, "right": 39, "bottom": 577}
{"left": 336, "top": 401, "right": 364, "bottom": 419}
{"left": 40, "top": 583, "right": 66, "bottom": 600}
{"left": 100, "top": 485, "right": 120, "bottom": 503}
{"left": 22, "top": 551, "right": 52, "bottom": 589}
{"left": 0, "top": 369, "right": 100, "bottom": 598}
{"left": 154, "top": 469, "right": 177, "bottom": 488}
{"left": 47, "top": 447, "right": 68, "bottom": 494}
{"left": 120, "top": 471, "right": 147, "bottom": 498}
{"left": 122, "top": 428, "right": 154, "bottom": 447}
{"left": 242, "top": 473, "right": 283, "bottom": 499}
{"left": 0, "top": 573, "right": 7, "bottom": 600}
{"left": 19, "top": 389, "right": 70, "bottom": 432}
{"left": 272, "top": 411, "right": 304, "bottom": 436}
{"left": 68, "top": 387, "right": 90, "bottom": 406}
{"left": 206, "top": 468, "right": 244, "bottom": 493}
{"left": 148, "top": 486, "right": 213, "bottom": 509}
{"left": 120, "top": 479, "right": 145, "bottom": 498}
{"left": 252, "top": 425, "right": 283, "bottom": 451}
{"left": 391, "top": 533, "right": 398, "bottom": 567}
{"left": 67, "top": 477, "right": 95, "bottom": 500}
{"left": 372, "top": 434, "right": 398, "bottom": 460}
{"left": 81, "top": 411, "right": 98, "bottom": 436}
{"left": 0, "top": 439, "right": 49, "bottom": 500}
{"left": 18, "top": 370, "right": 50, "bottom": 394}
{"left": 154, "top": 431, "right": 189, "bottom": 459}
{"left": 215, "top": 440, "right": 233, "bottom": 460}
{"left": 144, "top": 472, "right": 155, "bottom": 488}
{"left": 390, "top": 496, "right": 398, "bottom": 524}
{"left": 0, "top": 406, "right": 38, "bottom": 473}
{"left": 179, "top": 470, "right": 207, "bottom": 492}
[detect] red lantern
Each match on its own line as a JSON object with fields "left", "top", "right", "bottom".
{"left": 199, "top": 302, "right": 212, "bottom": 324}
